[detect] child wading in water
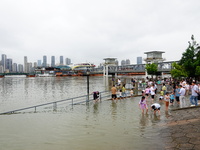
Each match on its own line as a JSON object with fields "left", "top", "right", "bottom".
{"left": 170, "top": 92, "right": 175, "bottom": 106}
{"left": 159, "top": 90, "right": 164, "bottom": 101}
{"left": 130, "top": 88, "right": 134, "bottom": 97}
{"left": 139, "top": 96, "right": 148, "bottom": 114}
{"left": 118, "top": 90, "right": 122, "bottom": 99}
{"left": 164, "top": 92, "right": 170, "bottom": 111}
{"left": 144, "top": 86, "right": 150, "bottom": 100}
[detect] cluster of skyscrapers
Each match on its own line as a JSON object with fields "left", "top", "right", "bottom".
{"left": 0, "top": 54, "right": 71, "bottom": 73}
{"left": 0, "top": 53, "right": 143, "bottom": 74}
{"left": 121, "top": 59, "right": 131, "bottom": 66}
{"left": 120, "top": 57, "right": 143, "bottom": 66}
{"left": 0, "top": 54, "right": 23, "bottom": 73}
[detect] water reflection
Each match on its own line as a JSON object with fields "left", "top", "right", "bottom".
{"left": 164, "top": 110, "right": 172, "bottom": 119}
{"left": 93, "top": 102, "right": 99, "bottom": 114}
{"left": 111, "top": 101, "right": 117, "bottom": 121}
{"left": 139, "top": 114, "right": 149, "bottom": 128}
{"left": 151, "top": 114, "right": 161, "bottom": 122}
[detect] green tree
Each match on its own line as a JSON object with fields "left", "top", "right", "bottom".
{"left": 195, "top": 66, "right": 200, "bottom": 76}
{"left": 171, "top": 62, "right": 188, "bottom": 78}
{"left": 145, "top": 63, "right": 158, "bottom": 78}
{"left": 171, "top": 35, "right": 200, "bottom": 79}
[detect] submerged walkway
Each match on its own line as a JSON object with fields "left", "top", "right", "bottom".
{"left": 159, "top": 106, "right": 200, "bottom": 150}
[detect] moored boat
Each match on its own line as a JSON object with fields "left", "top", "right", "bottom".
{"left": 37, "top": 73, "right": 56, "bottom": 77}
{"left": 72, "top": 63, "right": 95, "bottom": 71}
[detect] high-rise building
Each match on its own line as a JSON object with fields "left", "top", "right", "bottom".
{"left": 137, "top": 57, "right": 142, "bottom": 64}
{"left": 65, "top": 58, "right": 71, "bottom": 65}
{"left": 33, "top": 62, "right": 37, "bottom": 68}
{"left": 121, "top": 59, "right": 130, "bottom": 66}
{"left": 18, "top": 64, "right": 23, "bottom": 73}
{"left": 1, "top": 54, "right": 7, "bottom": 72}
{"left": 12, "top": 63, "right": 17, "bottom": 72}
{"left": 121, "top": 60, "right": 126, "bottom": 66}
{"left": 126, "top": 59, "right": 131, "bottom": 65}
{"left": 43, "top": 55, "right": 47, "bottom": 67}
{"left": 24, "top": 56, "right": 28, "bottom": 73}
{"left": 51, "top": 56, "right": 55, "bottom": 67}
{"left": 0, "top": 65, "right": 4, "bottom": 73}
{"left": 28, "top": 62, "right": 33, "bottom": 72}
{"left": 37, "top": 60, "right": 42, "bottom": 67}
{"left": 60, "top": 56, "right": 64, "bottom": 65}
{"left": 115, "top": 60, "right": 119, "bottom": 66}
{"left": 6, "top": 58, "right": 12, "bottom": 72}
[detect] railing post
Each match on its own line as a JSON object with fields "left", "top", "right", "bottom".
{"left": 135, "top": 82, "right": 138, "bottom": 96}
{"left": 86, "top": 95, "right": 88, "bottom": 103}
{"left": 72, "top": 98, "right": 73, "bottom": 105}
{"left": 53, "top": 102, "right": 57, "bottom": 111}
{"left": 87, "top": 75, "right": 89, "bottom": 102}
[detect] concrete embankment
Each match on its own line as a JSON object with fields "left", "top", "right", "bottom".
{"left": 158, "top": 106, "right": 200, "bottom": 150}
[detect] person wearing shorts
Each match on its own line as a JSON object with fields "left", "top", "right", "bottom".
{"left": 111, "top": 85, "right": 117, "bottom": 100}
{"left": 151, "top": 103, "right": 161, "bottom": 115}
{"left": 170, "top": 92, "right": 175, "bottom": 106}
{"left": 150, "top": 84, "right": 156, "bottom": 102}
{"left": 175, "top": 85, "right": 180, "bottom": 105}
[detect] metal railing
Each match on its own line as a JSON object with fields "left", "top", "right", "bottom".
{"left": 0, "top": 83, "right": 146, "bottom": 115}
{"left": 0, "top": 91, "right": 111, "bottom": 115}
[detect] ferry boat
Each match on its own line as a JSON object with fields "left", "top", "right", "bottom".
{"left": 72, "top": 63, "right": 95, "bottom": 71}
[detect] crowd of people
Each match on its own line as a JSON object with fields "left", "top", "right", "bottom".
{"left": 111, "top": 77, "right": 200, "bottom": 115}
{"left": 141, "top": 78, "right": 200, "bottom": 114}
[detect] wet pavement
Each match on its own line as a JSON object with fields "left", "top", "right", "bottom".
{"left": 158, "top": 105, "right": 200, "bottom": 150}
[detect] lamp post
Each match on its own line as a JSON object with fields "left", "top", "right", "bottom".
{"left": 86, "top": 69, "right": 90, "bottom": 103}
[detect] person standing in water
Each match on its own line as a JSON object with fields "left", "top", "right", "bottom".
{"left": 139, "top": 96, "right": 148, "bottom": 114}
{"left": 151, "top": 103, "right": 161, "bottom": 115}
{"left": 164, "top": 92, "right": 170, "bottom": 111}
{"left": 122, "top": 84, "right": 127, "bottom": 98}
{"left": 150, "top": 84, "right": 156, "bottom": 103}
{"left": 111, "top": 85, "right": 117, "bottom": 100}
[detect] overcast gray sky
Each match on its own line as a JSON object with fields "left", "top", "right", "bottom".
{"left": 0, "top": 0, "right": 200, "bottom": 65}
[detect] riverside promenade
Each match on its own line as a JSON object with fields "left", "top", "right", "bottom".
{"left": 159, "top": 105, "right": 200, "bottom": 150}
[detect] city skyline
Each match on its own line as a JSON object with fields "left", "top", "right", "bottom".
{"left": 0, "top": 53, "right": 74, "bottom": 73}
{"left": 0, "top": 52, "right": 146, "bottom": 67}
{"left": 1, "top": 52, "right": 143, "bottom": 67}
{"left": 0, "top": 52, "right": 143, "bottom": 73}
{"left": 1, "top": 0, "right": 200, "bottom": 66}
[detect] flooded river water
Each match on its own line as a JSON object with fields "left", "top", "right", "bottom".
{"left": 0, "top": 76, "right": 170, "bottom": 150}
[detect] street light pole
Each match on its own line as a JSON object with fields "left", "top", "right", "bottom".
{"left": 86, "top": 69, "right": 90, "bottom": 103}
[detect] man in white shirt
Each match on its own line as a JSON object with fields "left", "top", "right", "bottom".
{"left": 179, "top": 85, "right": 186, "bottom": 108}
{"left": 117, "top": 78, "right": 121, "bottom": 86}
{"left": 150, "top": 84, "right": 156, "bottom": 102}
{"left": 190, "top": 82, "right": 199, "bottom": 106}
